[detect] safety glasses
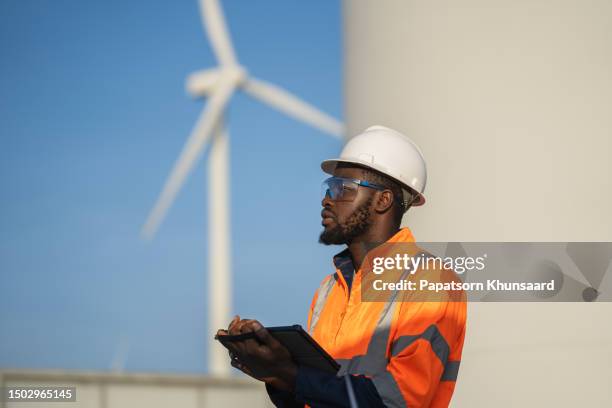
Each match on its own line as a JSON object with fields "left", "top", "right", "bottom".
{"left": 322, "top": 177, "right": 386, "bottom": 202}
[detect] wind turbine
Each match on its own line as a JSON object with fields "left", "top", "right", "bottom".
{"left": 141, "top": 0, "right": 344, "bottom": 376}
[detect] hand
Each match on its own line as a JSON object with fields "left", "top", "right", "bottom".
{"left": 216, "top": 316, "right": 259, "bottom": 378}
{"left": 216, "top": 316, "right": 298, "bottom": 391}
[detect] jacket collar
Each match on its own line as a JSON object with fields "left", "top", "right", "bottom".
{"left": 332, "top": 227, "right": 416, "bottom": 272}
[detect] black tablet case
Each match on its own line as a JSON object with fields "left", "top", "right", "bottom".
{"left": 217, "top": 324, "right": 340, "bottom": 374}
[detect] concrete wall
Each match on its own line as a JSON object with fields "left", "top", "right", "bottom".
{"left": 344, "top": 0, "right": 612, "bottom": 406}
{"left": 0, "top": 370, "right": 273, "bottom": 408}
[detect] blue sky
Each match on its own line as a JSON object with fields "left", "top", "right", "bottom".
{"left": 0, "top": 0, "right": 343, "bottom": 374}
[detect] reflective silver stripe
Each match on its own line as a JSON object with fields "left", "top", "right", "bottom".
{"left": 372, "top": 370, "right": 407, "bottom": 408}
{"left": 338, "top": 266, "right": 412, "bottom": 376}
{"left": 308, "top": 275, "right": 336, "bottom": 334}
{"left": 364, "top": 300, "right": 408, "bottom": 407}
{"left": 390, "top": 324, "right": 450, "bottom": 367}
{"left": 344, "top": 374, "right": 359, "bottom": 408}
{"left": 337, "top": 301, "right": 399, "bottom": 376}
{"left": 441, "top": 360, "right": 461, "bottom": 382}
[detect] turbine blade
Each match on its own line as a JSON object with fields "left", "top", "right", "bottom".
{"left": 243, "top": 77, "right": 345, "bottom": 139}
{"left": 200, "top": 0, "right": 237, "bottom": 66}
{"left": 141, "top": 80, "right": 236, "bottom": 239}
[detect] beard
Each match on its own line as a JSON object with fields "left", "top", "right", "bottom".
{"left": 319, "top": 197, "right": 373, "bottom": 245}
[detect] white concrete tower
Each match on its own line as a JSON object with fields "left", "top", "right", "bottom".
{"left": 344, "top": 0, "right": 612, "bottom": 405}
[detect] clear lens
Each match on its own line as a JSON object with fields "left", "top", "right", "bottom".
{"left": 321, "top": 177, "right": 359, "bottom": 201}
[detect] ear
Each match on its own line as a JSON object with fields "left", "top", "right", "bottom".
{"left": 373, "top": 189, "right": 395, "bottom": 214}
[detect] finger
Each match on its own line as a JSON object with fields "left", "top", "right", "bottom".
{"left": 249, "top": 321, "right": 279, "bottom": 347}
{"left": 230, "top": 354, "right": 246, "bottom": 370}
{"left": 231, "top": 318, "right": 255, "bottom": 336}
{"left": 216, "top": 329, "right": 245, "bottom": 355}
{"left": 231, "top": 359, "right": 245, "bottom": 372}
{"left": 234, "top": 319, "right": 267, "bottom": 350}
{"left": 223, "top": 339, "right": 243, "bottom": 356}
{"left": 228, "top": 315, "right": 240, "bottom": 331}
{"left": 239, "top": 319, "right": 257, "bottom": 333}
{"left": 229, "top": 319, "right": 260, "bottom": 353}
{"left": 229, "top": 318, "right": 249, "bottom": 335}
{"left": 230, "top": 335, "right": 251, "bottom": 356}
{"left": 231, "top": 360, "right": 254, "bottom": 378}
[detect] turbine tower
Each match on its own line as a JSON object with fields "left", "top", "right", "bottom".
{"left": 142, "top": 0, "right": 344, "bottom": 376}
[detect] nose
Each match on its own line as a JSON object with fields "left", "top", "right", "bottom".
{"left": 322, "top": 194, "right": 334, "bottom": 208}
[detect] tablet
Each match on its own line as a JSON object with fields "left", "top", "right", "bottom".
{"left": 216, "top": 324, "right": 340, "bottom": 374}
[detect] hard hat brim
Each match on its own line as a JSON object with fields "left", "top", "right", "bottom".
{"left": 321, "top": 158, "right": 425, "bottom": 206}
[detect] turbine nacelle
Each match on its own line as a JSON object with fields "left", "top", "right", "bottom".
{"left": 186, "top": 66, "right": 247, "bottom": 97}
{"left": 144, "top": 0, "right": 344, "bottom": 240}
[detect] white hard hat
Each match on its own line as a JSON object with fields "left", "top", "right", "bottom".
{"left": 321, "top": 125, "right": 427, "bottom": 206}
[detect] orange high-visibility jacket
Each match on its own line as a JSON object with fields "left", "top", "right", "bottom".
{"left": 307, "top": 228, "right": 467, "bottom": 407}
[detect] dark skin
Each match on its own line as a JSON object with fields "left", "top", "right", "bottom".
{"left": 215, "top": 165, "right": 401, "bottom": 391}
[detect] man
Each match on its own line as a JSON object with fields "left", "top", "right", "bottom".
{"left": 216, "top": 126, "right": 467, "bottom": 407}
